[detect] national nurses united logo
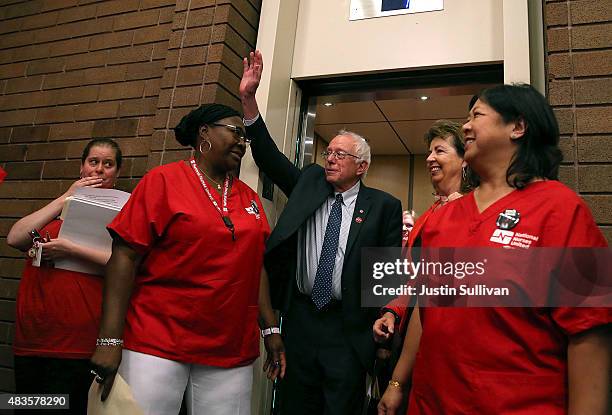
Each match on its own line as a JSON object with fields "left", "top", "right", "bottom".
{"left": 490, "top": 229, "right": 514, "bottom": 244}
{"left": 245, "top": 200, "right": 261, "bottom": 219}
{"left": 496, "top": 209, "right": 520, "bottom": 230}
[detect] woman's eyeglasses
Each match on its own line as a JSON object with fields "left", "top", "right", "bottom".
{"left": 211, "top": 123, "right": 251, "bottom": 143}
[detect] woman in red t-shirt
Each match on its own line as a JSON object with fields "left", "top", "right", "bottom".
{"left": 90, "top": 104, "right": 284, "bottom": 415}
{"left": 378, "top": 84, "right": 611, "bottom": 415}
{"left": 7, "top": 138, "right": 123, "bottom": 414}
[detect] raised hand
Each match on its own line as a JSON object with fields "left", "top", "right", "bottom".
{"left": 240, "top": 50, "right": 263, "bottom": 99}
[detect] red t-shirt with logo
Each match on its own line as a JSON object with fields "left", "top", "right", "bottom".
{"left": 108, "top": 161, "right": 270, "bottom": 368}
{"left": 408, "top": 181, "right": 611, "bottom": 414}
{"left": 14, "top": 219, "right": 103, "bottom": 358}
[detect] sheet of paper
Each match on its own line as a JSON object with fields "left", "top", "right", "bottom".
{"left": 73, "top": 187, "right": 131, "bottom": 209}
{"left": 55, "top": 188, "right": 131, "bottom": 275}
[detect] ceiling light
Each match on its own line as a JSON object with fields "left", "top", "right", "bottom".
{"left": 419, "top": 96, "right": 429, "bottom": 101}
{"left": 323, "top": 102, "right": 333, "bottom": 107}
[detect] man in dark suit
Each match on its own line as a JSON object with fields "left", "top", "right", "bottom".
{"left": 240, "top": 51, "right": 402, "bottom": 414}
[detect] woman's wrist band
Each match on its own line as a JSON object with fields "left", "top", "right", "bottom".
{"left": 96, "top": 338, "right": 124, "bottom": 346}
{"left": 260, "top": 327, "right": 281, "bottom": 338}
{"left": 388, "top": 380, "right": 402, "bottom": 389}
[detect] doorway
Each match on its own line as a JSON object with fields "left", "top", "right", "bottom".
{"left": 292, "top": 63, "right": 503, "bottom": 216}
{"left": 263, "top": 63, "right": 503, "bottom": 414}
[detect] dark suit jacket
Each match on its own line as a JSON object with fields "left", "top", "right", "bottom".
{"left": 247, "top": 116, "right": 403, "bottom": 370}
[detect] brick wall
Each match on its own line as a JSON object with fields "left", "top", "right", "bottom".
{"left": 544, "top": 0, "right": 612, "bottom": 243}
{"left": 0, "top": 0, "right": 260, "bottom": 392}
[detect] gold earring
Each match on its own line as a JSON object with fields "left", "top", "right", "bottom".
{"left": 199, "top": 140, "right": 212, "bottom": 153}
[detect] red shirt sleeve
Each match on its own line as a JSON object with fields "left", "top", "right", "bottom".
{"left": 108, "top": 168, "right": 175, "bottom": 255}
{"left": 551, "top": 308, "right": 612, "bottom": 336}
{"left": 546, "top": 192, "right": 611, "bottom": 335}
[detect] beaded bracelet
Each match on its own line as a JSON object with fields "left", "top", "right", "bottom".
{"left": 96, "top": 338, "right": 124, "bottom": 347}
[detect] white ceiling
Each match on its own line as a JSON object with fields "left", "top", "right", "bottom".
{"left": 314, "top": 93, "right": 477, "bottom": 155}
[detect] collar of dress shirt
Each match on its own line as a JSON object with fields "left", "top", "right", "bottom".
{"left": 334, "top": 180, "right": 360, "bottom": 208}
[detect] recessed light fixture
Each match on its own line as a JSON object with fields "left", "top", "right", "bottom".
{"left": 323, "top": 102, "right": 333, "bottom": 107}
{"left": 419, "top": 96, "right": 429, "bottom": 101}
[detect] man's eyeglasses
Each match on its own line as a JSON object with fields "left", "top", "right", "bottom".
{"left": 321, "top": 150, "right": 360, "bottom": 160}
{"left": 211, "top": 123, "right": 251, "bottom": 143}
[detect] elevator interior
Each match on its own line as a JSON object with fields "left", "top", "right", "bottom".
{"left": 293, "top": 64, "right": 503, "bottom": 216}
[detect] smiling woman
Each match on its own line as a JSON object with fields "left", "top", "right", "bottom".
{"left": 90, "top": 103, "right": 284, "bottom": 415}
{"left": 380, "top": 84, "right": 611, "bottom": 415}
{"left": 424, "top": 120, "right": 470, "bottom": 198}
{"left": 373, "top": 120, "right": 471, "bottom": 388}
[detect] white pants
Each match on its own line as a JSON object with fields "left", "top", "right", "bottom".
{"left": 119, "top": 350, "right": 252, "bottom": 415}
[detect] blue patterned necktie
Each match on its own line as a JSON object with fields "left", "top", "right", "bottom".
{"left": 311, "top": 193, "right": 343, "bottom": 309}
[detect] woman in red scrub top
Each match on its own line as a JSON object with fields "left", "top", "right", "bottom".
{"left": 373, "top": 120, "right": 472, "bottom": 342}
{"left": 371, "top": 121, "right": 473, "bottom": 411}
{"left": 90, "top": 104, "right": 284, "bottom": 415}
{"left": 378, "top": 84, "right": 611, "bottom": 415}
{"left": 7, "top": 138, "right": 122, "bottom": 415}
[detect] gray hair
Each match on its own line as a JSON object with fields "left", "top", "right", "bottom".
{"left": 337, "top": 129, "right": 371, "bottom": 165}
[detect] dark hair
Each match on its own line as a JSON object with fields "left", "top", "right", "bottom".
{"left": 81, "top": 138, "right": 122, "bottom": 169}
{"left": 174, "top": 103, "right": 241, "bottom": 147}
{"left": 424, "top": 120, "right": 475, "bottom": 193}
{"left": 477, "top": 83, "right": 562, "bottom": 189}
{"left": 468, "top": 94, "right": 479, "bottom": 110}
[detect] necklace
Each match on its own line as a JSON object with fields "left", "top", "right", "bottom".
{"left": 433, "top": 191, "right": 462, "bottom": 204}
{"left": 195, "top": 164, "right": 222, "bottom": 191}
{"left": 190, "top": 159, "right": 235, "bottom": 241}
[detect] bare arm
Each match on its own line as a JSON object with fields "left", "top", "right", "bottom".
{"left": 258, "top": 267, "right": 286, "bottom": 380}
{"left": 568, "top": 325, "right": 611, "bottom": 415}
{"left": 7, "top": 177, "right": 103, "bottom": 251}
{"left": 391, "top": 306, "right": 422, "bottom": 385}
{"left": 378, "top": 306, "right": 422, "bottom": 415}
{"left": 41, "top": 238, "right": 111, "bottom": 266}
{"left": 90, "top": 237, "right": 140, "bottom": 401}
{"left": 258, "top": 267, "right": 278, "bottom": 330}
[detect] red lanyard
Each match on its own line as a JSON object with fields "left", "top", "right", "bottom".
{"left": 190, "top": 159, "right": 235, "bottom": 241}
